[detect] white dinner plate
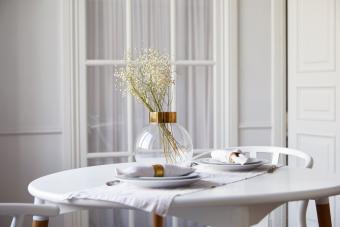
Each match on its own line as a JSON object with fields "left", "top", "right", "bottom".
{"left": 116, "top": 176, "right": 201, "bottom": 188}
{"left": 199, "top": 158, "right": 262, "bottom": 165}
{"left": 196, "top": 158, "right": 266, "bottom": 171}
{"left": 138, "top": 172, "right": 200, "bottom": 180}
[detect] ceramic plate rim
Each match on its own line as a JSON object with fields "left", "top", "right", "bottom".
{"left": 197, "top": 158, "right": 267, "bottom": 166}
{"left": 116, "top": 174, "right": 201, "bottom": 182}
{"left": 137, "top": 172, "right": 199, "bottom": 180}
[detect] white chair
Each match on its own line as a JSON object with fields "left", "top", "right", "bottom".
{"left": 232, "top": 146, "right": 313, "bottom": 168}
{"left": 237, "top": 146, "right": 313, "bottom": 227}
{"left": 0, "top": 203, "right": 59, "bottom": 227}
{"left": 192, "top": 146, "right": 313, "bottom": 227}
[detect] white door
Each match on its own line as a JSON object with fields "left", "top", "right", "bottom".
{"left": 288, "top": 0, "right": 340, "bottom": 226}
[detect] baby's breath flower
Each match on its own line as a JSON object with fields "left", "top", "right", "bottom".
{"left": 114, "top": 49, "right": 174, "bottom": 112}
{"left": 114, "top": 48, "right": 182, "bottom": 162}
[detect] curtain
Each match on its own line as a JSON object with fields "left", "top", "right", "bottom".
{"left": 86, "top": 0, "right": 213, "bottom": 226}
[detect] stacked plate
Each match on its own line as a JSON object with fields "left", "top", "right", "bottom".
{"left": 116, "top": 172, "right": 201, "bottom": 188}
{"left": 196, "top": 158, "right": 266, "bottom": 171}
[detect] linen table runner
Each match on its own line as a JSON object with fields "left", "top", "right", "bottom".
{"left": 63, "top": 167, "right": 268, "bottom": 216}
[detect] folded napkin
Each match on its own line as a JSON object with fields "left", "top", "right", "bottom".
{"left": 211, "top": 149, "right": 249, "bottom": 165}
{"left": 115, "top": 164, "right": 195, "bottom": 177}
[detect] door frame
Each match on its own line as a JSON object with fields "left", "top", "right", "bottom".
{"left": 269, "top": 0, "right": 287, "bottom": 226}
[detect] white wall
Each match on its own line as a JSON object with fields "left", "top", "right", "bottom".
{"left": 0, "top": 0, "right": 65, "bottom": 226}
{"left": 238, "top": 0, "right": 272, "bottom": 146}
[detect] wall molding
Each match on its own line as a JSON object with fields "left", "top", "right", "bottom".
{"left": 296, "top": 86, "right": 336, "bottom": 121}
{"left": 296, "top": 132, "right": 336, "bottom": 172}
{"left": 0, "top": 129, "right": 62, "bottom": 136}
{"left": 296, "top": 0, "right": 335, "bottom": 73}
{"left": 296, "top": 131, "right": 336, "bottom": 138}
{"left": 239, "top": 122, "right": 272, "bottom": 130}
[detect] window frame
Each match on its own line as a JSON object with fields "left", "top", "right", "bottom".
{"left": 77, "top": 0, "right": 238, "bottom": 165}
{"left": 63, "top": 0, "right": 239, "bottom": 226}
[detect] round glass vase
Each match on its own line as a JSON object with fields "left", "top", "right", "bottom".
{"left": 135, "top": 112, "right": 193, "bottom": 164}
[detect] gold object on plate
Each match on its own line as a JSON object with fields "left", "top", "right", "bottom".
{"left": 149, "top": 112, "right": 176, "bottom": 123}
{"left": 152, "top": 164, "right": 165, "bottom": 177}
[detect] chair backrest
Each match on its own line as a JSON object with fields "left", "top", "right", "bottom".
{"left": 191, "top": 146, "right": 313, "bottom": 227}
{"left": 234, "top": 146, "right": 313, "bottom": 227}
{"left": 192, "top": 146, "right": 313, "bottom": 169}
{"left": 234, "top": 146, "right": 313, "bottom": 168}
{"left": 0, "top": 203, "right": 59, "bottom": 227}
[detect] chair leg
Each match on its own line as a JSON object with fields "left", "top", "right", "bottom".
{"left": 153, "top": 214, "right": 163, "bottom": 227}
{"left": 10, "top": 216, "right": 24, "bottom": 227}
{"left": 32, "top": 219, "right": 49, "bottom": 227}
{"left": 298, "top": 200, "right": 308, "bottom": 227}
{"left": 316, "top": 197, "right": 332, "bottom": 227}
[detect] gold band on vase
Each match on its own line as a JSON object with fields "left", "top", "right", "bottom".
{"left": 152, "top": 164, "right": 165, "bottom": 177}
{"left": 149, "top": 112, "right": 177, "bottom": 123}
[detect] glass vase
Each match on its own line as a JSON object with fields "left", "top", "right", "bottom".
{"left": 135, "top": 112, "right": 193, "bottom": 164}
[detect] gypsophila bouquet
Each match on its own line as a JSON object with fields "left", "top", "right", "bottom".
{"left": 114, "top": 49, "right": 174, "bottom": 112}
{"left": 114, "top": 49, "right": 184, "bottom": 162}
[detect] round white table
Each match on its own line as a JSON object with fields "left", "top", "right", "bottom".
{"left": 28, "top": 163, "right": 340, "bottom": 227}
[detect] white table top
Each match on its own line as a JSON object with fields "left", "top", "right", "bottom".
{"left": 28, "top": 163, "right": 340, "bottom": 209}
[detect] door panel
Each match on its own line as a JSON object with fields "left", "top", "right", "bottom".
{"left": 288, "top": 0, "right": 340, "bottom": 226}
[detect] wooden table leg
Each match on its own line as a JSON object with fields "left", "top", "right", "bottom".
{"left": 316, "top": 197, "right": 332, "bottom": 227}
{"left": 153, "top": 214, "right": 163, "bottom": 227}
{"left": 32, "top": 220, "right": 49, "bottom": 227}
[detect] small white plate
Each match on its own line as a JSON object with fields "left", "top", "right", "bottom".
{"left": 116, "top": 176, "right": 201, "bottom": 188}
{"left": 197, "top": 158, "right": 266, "bottom": 171}
{"left": 199, "top": 158, "right": 262, "bottom": 165}
{"left": 138, "top": 172, "right": 199, "bottom": 180}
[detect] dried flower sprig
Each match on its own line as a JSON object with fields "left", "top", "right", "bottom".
{"left": 114, "top": 49, "right": 174, "bottom": 113}
{"left": 114, "top": 49, "right": 183, "bottom": 162}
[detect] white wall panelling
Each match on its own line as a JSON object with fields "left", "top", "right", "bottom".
{"left": 239, "top": 128, "right": 272, "bottom": 146}
{"left": 295, "top": 134, "right": 337, "bottom": 225}
{"left": 238, "top": 122, "right": 272, "bottom": 129}
{"left": 297, "top": 86, "right": 336, "bottom": 121}
{"left": 238, "top": 0, "right": 272, "bottom": 170}
{"left": 288, "top": 0, "right": 340, "bottom": 225}
{"left": 297, "top": 0, "right": 335, "bottom": 72}
{"left": 0, "top": 0, "right": 65, "bottom": 227}
{"left": 0, "top": 0, "right": 62, "bottom": 132}
{"left": 0, "top": 129, "right": 62, "bottom": 137}
{"left": 238, "top": 0, "right": 286, "bottom": 148}
{"left": 296, "top": 133, "right": 335, "bottom": 171}
{"left": 0, "top": 134, "right": 64, "bottom": 227}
